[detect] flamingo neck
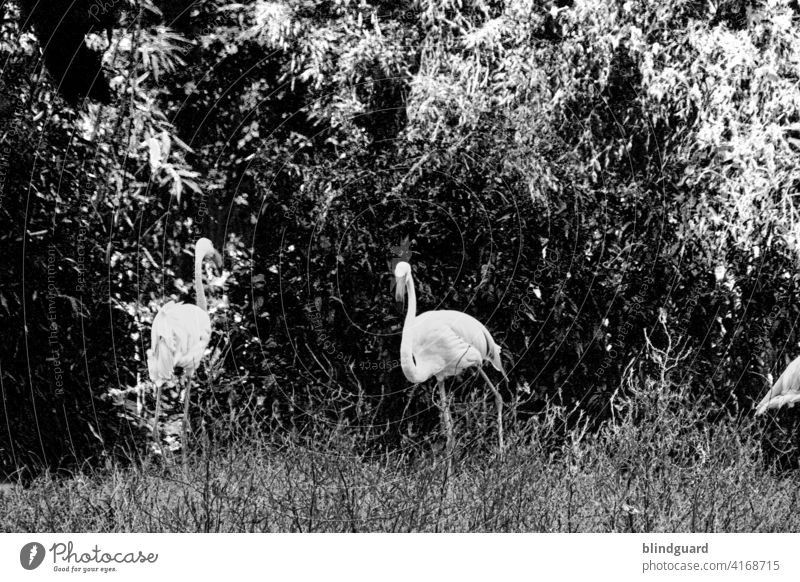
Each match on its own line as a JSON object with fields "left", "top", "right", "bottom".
{"left": 400, "top": 274, "right": 427, "bottom": 383}
{"left": 194, "top": 247, "right": 207, "bottom": 312}
{"left": 404, "top": 272, "right": 417, "bottom": 326}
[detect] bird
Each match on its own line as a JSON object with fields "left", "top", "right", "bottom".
{"left": 393, "top": 260, "right": 506, "bottom": 470}
{"left": 755, "top": 355, "right": 800, "bottom": 415}
{"left": 147, "top": 237, "right": 222, "bottom": 468}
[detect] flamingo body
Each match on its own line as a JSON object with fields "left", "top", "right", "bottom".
{"left": 403, "top": 309, "right": 504, "bottom": 383}
{"left": 147, "top": 301, "right": 211, "bottom": 386}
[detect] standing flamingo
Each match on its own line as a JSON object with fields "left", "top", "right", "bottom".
{"left": 147, "top": 237, "right": 222, "bottom": 467}
{"left": 755, "top": 355, "right": 800, "bottom": 415}
{"left": 394, "top": 261, "right": 506, "bottom": 467}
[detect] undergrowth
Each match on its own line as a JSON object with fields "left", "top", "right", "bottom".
{"left": 2, "top": 367, "right": 798, "bottom": 532}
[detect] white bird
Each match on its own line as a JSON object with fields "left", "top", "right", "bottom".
{"left": 755, "top": 355, "right": 800, "bottom": 415}
{"left": 147, "top": 237, "right": 222, "bottom": 466}
{"left": 394, "top": 261, "right": 506, "bottom": 467}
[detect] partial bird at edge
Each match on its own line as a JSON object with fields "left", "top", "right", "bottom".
{"left": 755, "top": 355, "right": 800, "bottom": 415}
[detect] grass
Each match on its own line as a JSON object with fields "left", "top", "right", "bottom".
{"left": 2, "top": 371, "right": 800, "bottom": 533}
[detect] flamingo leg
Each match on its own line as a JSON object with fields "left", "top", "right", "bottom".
{"left": 152, "top": 381, "right": 163, "bottom": 442}
{"left": 437, "top": 378, "right": 454, "bottom": 476}
{"left": 479, "top": 368, "right": 504, "bottom": 452}
{"left": 182, "top": 376, "right": 192, "bottom": 475}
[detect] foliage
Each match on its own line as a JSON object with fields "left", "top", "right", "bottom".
{"left": 3, "top": 0, "right": 800, "bottom": 482}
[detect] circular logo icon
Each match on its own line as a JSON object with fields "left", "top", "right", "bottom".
{"left": 20, "top": 542, "right": 45, "bottom": 570}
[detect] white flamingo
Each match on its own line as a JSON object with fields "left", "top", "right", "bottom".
{"left": 147, "top": 237, "right": 222, "bottom": 465}
{"left": 394, "top": 261, "right": 506, "bottom": 466}
{"left": 755, "top": 355, "right": 800, "bottom": 415}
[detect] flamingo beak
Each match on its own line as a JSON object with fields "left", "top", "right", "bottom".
{"left": 211, "top": 250, "right": 223, "bottom": 269}
{"left": 395, "top": 275, "right": 407, "bottom": 302}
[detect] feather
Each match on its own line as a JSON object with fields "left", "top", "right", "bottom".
{"left": 755, "top": 356, "right": 800, "bottom": 415}
{"left": 147, "top": 302, "right": 211, "bottom": 382}
{"left": 410, "top": 310, "right": 497, "bottom": 380}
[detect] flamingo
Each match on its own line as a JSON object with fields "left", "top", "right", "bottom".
{"left": 755, "top": 355, "right": 800, "bottom": 415}
{"left": 147, "top": 237, "right": 222, "bottom": 466}
{"left": 394, "top": 261, "right": 506, "bottom": 467}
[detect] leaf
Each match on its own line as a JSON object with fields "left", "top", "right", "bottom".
{"left": 147, "top": 136, "right": 161, "bottom": 170}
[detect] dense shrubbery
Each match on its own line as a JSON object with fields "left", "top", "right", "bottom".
{"left": 3, "top": 0, "right": 800, "bottom": 480}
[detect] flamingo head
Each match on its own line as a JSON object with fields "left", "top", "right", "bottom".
{"left": 394, "top": 261, "right": 411, "bottom": 301}
{"left": 196, "top": 237, "right": 223, "bottom": 268}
